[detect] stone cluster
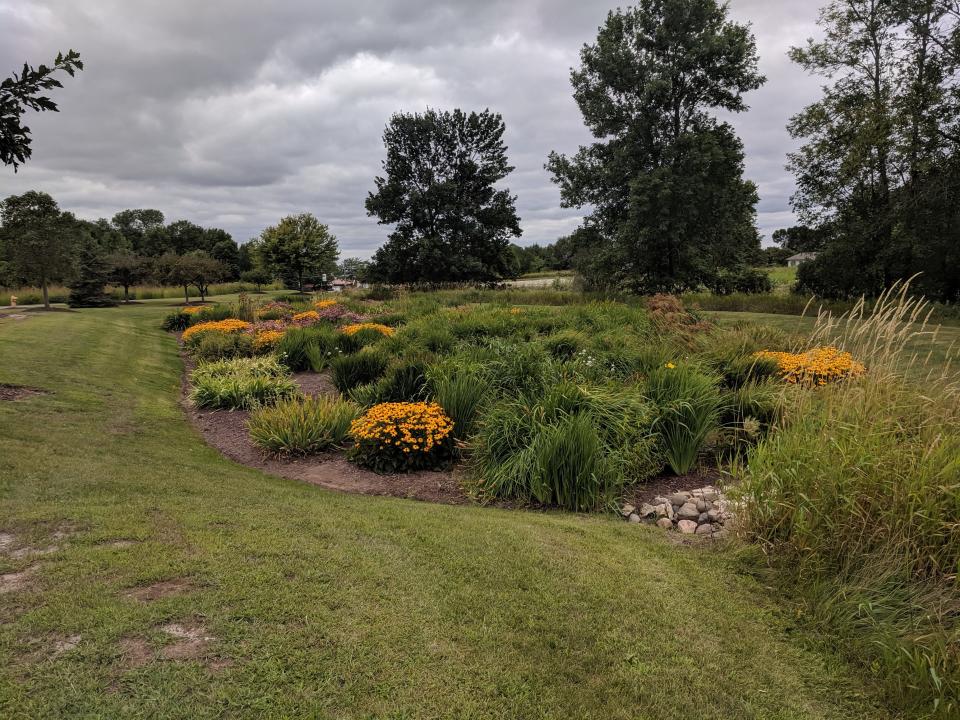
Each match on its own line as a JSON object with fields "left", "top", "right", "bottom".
{"left": 622, "top": 486, "right": 730, "bottom": 538}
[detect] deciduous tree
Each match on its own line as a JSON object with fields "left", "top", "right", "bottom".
{"left": 257, "top": 214, "right": 338, "bottom": 293}
{"left": 365, "top": 109, "right": 521, "bottom": 284}
{"left": 547, "top": 0, "right": 765, "bottom": 293}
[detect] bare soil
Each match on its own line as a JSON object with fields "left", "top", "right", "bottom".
{"left": 0, "top": 383, "right": 49, "bottom": 401}
{"left": 125, "top": 577, "right": 194, "bottom": 602}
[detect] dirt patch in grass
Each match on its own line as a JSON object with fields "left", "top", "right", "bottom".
{"left": 0, "top": 565, "right": 38, "bottom": 594}
{"left": 0, "top": 383, "right": 49, "bottom": 401}
{"left": 118, "top": 637, "right": 153, "bottom": 669}
{"left": 125, "top": 577, "right": 194, "bottom": 602}
{"left": 100, "top": 539, "right": 138, "bottom": 549}
{"left": 159, "top": 623, "right": 215, "bottom": 661}
{"left": 181, "top": 361, "right": 468, "bottom": 505}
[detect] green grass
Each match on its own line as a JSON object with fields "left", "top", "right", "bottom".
{"left": 0, "top": 300, "right": 895, "bottom": 718}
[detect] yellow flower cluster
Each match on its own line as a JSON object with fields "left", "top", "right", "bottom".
{"left": 182, "top": 319, "right": 251, "bottom": 342}
{"left": 314, "top": 299, "right": 339, "bottom": 310}
{"left": 253, "top": 329, "right": 285, "bottom": 351}
{"left": 755, "top": 346, "right": 866, "bottom": 386}
{"left": 509, "top": 307, "right": 523, "bottom": 315}
{"left": 293, "top": 310, "right": 320, "bottom": 323}
{"left": 341, "top": 322, "right": 395, "bottom": 337}
{"left": 350, "top": 402, "right": 453, "bottom": 453}
{"left": 181, "top": 306, "right": 205, "bottom": 315}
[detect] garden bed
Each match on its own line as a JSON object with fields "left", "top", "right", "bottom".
{"left": 180, "top": 353, "right": 468, "bottom": 504}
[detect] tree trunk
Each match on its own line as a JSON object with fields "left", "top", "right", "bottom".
{"left": 124, "top": 284, "right": 130, "bottom": 303}
{"left": 183, "top": 285, "right": 190, "bottom": 304}
{"left": 42, "top": 279, "right": 50, "bottom": 309}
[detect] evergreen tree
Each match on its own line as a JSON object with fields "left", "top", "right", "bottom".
{"left": 68, "top": 234, "right": 116, "bottom": 307}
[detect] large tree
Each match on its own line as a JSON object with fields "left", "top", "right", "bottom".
{"left": 111, "top": 209, "right": 165, "bottom": 252}
{"left": 257, "top": 213, "right": 339, "bottom": 293}
{"left": 547, "top": 0, "right": 765, "bottom": 293}
{"left": 790, "top": 0, "right": 960, "bottom": 301}
{"left": 1, "top": 50, "right": 82, "bottom": 170}
{"left": 0, "top": 191, "right": 79, "bottom": 308}
{"left": 365, "top": 109, "right": 521, "bottom": 283}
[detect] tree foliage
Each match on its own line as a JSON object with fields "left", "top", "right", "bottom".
{"left": 789, "top": 0, "right": 960, "bottom": 301}
{"left": 0, "top": 190, "right": 79, "bottom": 307}
{"left": 365, "top": 109, "right": 521, "bottom": 284}
{"left": 257, "top": 213, "right": 339, "bottom": 293}
{"left": 1, "top": 50, "right": 83, "bottom": 170}
{"left": 547, "top": 0, "right": 765, "bottom": 293}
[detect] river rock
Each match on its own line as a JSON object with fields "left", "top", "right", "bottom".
{"left": 656, "top": 517, "right": 673, "bottom": 530}
{"left": 669, "top": 492, "right": 691, "bottom": 506}
{"left": 676, "top": 503, "right": 699, "bottom": 521}
{"left": 621, "top": 504, "right": 636, "bottom": 518}
{"left": 695, "top": 523, "right": 713, "bottom": 535}
{"left": 677, "top": 520, "right": 697, "bottom": 534}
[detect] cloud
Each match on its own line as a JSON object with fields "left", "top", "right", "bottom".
{"left": 0, "top": 0, "right": 824, "bottom": 256}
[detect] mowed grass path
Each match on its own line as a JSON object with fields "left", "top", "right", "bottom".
{"left": 0, "top": 302, "right": 889, "bottom": 719}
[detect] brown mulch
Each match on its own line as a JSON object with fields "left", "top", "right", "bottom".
{"left": 0, "top": 384, "right": 49, "bottom": 401}
{"left": 181, "top": 356, "right": 468, "bottom": 505}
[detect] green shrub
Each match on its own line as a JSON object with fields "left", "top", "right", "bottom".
{"left": 330, "top": 350, "right": 389, "bottom": 393}
{"left": 248, "top": 395, "right": 358, "bottom": 455}
{"left": 472, "top": 381, "right": 658, "bottom": 510}
{"left": 645, "top": 365, "right": 722, "bottom": 474}
{"left": 543, "top": 329, "right": 587, "bottom": 360}
{"left": 348, "top": 355, "right": 432, "bottom": 407}
{"left": 348, "top": 401, "right": 456, "bottom": 473}
{"left": 192, "top": 331, "right": 255, "bottom": 361}
{"left": 350, "top": 327, "right": 390, "bottom": 348}
{"left": 190, "top": 357, "right": 300, "bottom": 410}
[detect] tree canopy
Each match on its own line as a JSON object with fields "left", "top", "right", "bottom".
{"left": 257, "top": 213, "right": 339, "bottom": 293}
{"left": 1, "top": 50, "right": 83, "bottom": 171}
{"left": 547, "top": 0, "right": 765, "bottom": 293}
{"left": 789, "top": 0, "right": 960, "bottom": 301}
{"left": 365, "top": 108, "right": 521, "bottom": 284}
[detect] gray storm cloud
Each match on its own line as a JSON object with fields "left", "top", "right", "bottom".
{"left": 0, "top": 0, "right": 823, "bottom": 256}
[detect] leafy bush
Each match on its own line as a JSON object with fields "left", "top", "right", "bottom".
{"left": 705, "top": 267, "right": 773, "bottom": 295}
{"left": 645, "top": 364, "right": 722, "bottom": 474}
{"left": 162, "top": 309, "right": 192, "bottom": 331}
{"left": 330, "top": 350, "right": 389, "bottom": 393}
{"left": 543, "top": 329, "right": 587, "bottom": 360}
{"left": 471, "top": 381, "right": 659, "bottom": 510}
{"left": 189, "top": 357, "right": 300, "bottom": 410}
{"left": 248, "top": 396, "right": 359, "bottom": 455}
{"left": 348, "top": 402, "right": 455, "bottom": 473}
{"left": 348, "top": 356, "right": 432, "bottom": 407}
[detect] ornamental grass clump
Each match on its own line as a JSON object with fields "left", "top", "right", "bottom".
{"left": 471, "top": 381, "right": 659, "bottom": 511}
{"left": 189, "top": 357, "right": 299, "bottom": 410}
{"left": 754, "top": 346, "right": 865, "bottom": 386}
{"left": 737, "top": 284, "right": 960, "bottom": 716}
{"left": 348, "top": 402, "right": 455, "bottom": 473}
{"left": 248, "top": 395, "right": 359, "bottom": 455}
{"left": 645, "top": 364, "right": 723, "bottom": 475}
{"left": 330, "top": 350, "right": 389, "bottom": 392}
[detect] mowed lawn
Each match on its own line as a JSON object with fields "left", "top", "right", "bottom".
{"left": 0, "top": 302, "right": 891, "bottom": 719}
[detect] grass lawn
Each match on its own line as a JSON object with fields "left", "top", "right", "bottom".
{"left": 0, "top": 300, "right": 893, "bottom": 718}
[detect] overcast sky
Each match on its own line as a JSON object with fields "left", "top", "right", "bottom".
{"left": 0, "top": 0, "right": 824, "bottom": 257}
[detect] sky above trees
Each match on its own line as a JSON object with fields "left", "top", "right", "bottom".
{"left": 0, "top": 0, "right": 822, "bottom": 257}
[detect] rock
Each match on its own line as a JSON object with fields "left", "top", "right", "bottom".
{"left": 621, "top": 503, "right": 636, "bottom": 518}
{"left": 712, "top": 528, "right": 729, "bottom": 539}
{"left": 669, "top": 492, "right": 690, "bottom": 506}
{"left": 655, "top": 503, "right": 669, "bottom": 518}
{"left": 695, "top": 523, "right": 713, "bottom": 535}
{"left": 695, "top": 499, "right": 709, "bottom": 513}
{"left": 707, "top": 508, "right": 722, "bottom": 523}
{"left": 656, "top": 517, "right": 673, "bottom": 530}
{"left": 628, "top": 513, "right": 641, "bottom": 523}
{"left": 676, "top": 503, "right": 699, "bottom": 521}
{"left": 677, "top": 520, "right": 698, "bottom": 534}
{"left": 701, "top": 488, "right": 719, "bottom": 502}
{"left": 652, "top": 496, "right": 671, "bottom": 507}
{"left": 698, "top": 512, "right": 709, "bottom": 524}
{"left": 638, "top": 503, "right": 657, "bottom": 519}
